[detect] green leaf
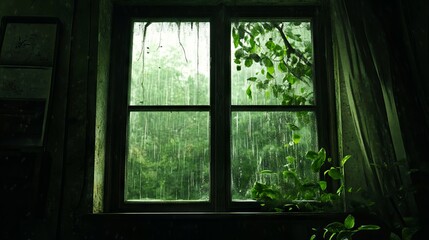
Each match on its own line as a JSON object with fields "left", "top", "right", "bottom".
{"left": 344, "top": 214, "right": 355, "bottom": 229}
{"left": 291, "top": 55, "right": 298, "bottom": 65}
{"left": 327, "top": 167, "right": 342, "bottom": 180}
{"left": 286, "top": 29, "right": 302, "bottom": 42}
{"left": 287, "top": 75, "right": 297, "bottom": 85}
{"left": 249, "top": 53, "right": 261, "bottom": 62}
{"left": 256, "top": 81, "right": 268, "bottom": 90}
{"left": 305, "top": 151, "right": 319, "bottom": 160}
{"left": 282, "top": 170, "right": 299, "bottom": 184}
{"left": 260, "top": 170, "right": 274, "bottom": 174}
{"left": 324, "top": 222, "right": 345, "bottom": 233}
{"left": 296, "top": 96, "right": 306, "bottom": 105}
{"left": 254, "top": 23, "right": 264, "bottom": 35}
{"left": 265, "top": 40, "right": 275, "bottom": 50}
{"left": 357, "top": 225, "right": 381, "bottom": 231}
{"left": 245, "top": 58, "right": 253, "bottom": 67}
{"left": 232, "top": 28, "right": 240, "bottom": 48}
{"left": 318, "top": 148, "right": 326, "bottom": 162}
{"left": 310, "top": 151, "right": 326, "bottom": 173}
{"left": 267, "top": 66, "right": 275, "bottom": 75}
{"left": 287, "top": 123, "right": 300, "bottom": 131}
{"left": 309, "top": 149, "right": 327, "bottom": 173}
{"left": 309, "top": 234, "right": 316, "bottom": 240}
{"left": 247, "top": 77, "right": 257, "bottom": 82}
{"left": 236, "top": 65, "right": 241, "bottom": 71}
{"left": 320, "top": 193, "right": 336, "bottom": 203}
{"left": 272, "top": 85, "right": 281, "bottom": 98}
{"left": 318, "top": 181, "right": 327, "bottom": 191}
{"left": 336, "top": 185, "right": 344, "bottom": 195}
{"left": 341, "top": 155, "right": 351, "bottom": 166}
{"left": 274, "top": 44, "right": 284, "bottom": 57}
{"left": 262, "top": 22, "right": 274, "bottom": 31}
{"left": 266, "top": 72, "right": 274, "bottom": 79}
{"left": 292, "top": 133, "right": 301, "bottom": 144}
{"left": 274, "top": 208, "right": 283, "bottom": 212}
{"left": 250, "top": 25, "right": 260, "bottom": 37}
{"left": 278, "top": 62, "right": 288, "bottom": 73}
{"left": 234, "top": 48, "right": 245, "bottom": 59}
{"left": 286, "top": 156, "right": 295, "bottom": 164}
{"left": 237, "top": 24, "right": 245, "bottom": 38}
{"left": 249, "top": 38, "right": 256, "bottom": 51}
{"left": 246, "top": 85, "right": 252, "bottom": 99}
{"left": 262, "top": 57, "right": 274, "bottom": 67}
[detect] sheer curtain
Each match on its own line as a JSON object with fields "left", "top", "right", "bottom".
{"left": 329, "top": 0, "right": 418, "bottom": 232}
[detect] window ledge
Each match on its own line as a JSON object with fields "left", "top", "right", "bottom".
{"left": 80, "top": 212, "right": 387, "bottom": 239}
{"left": 83, "top": 211, "right": 350, "bottom": 222}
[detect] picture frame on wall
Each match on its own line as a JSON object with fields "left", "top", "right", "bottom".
{"left": 0, "top": 17, "right": 60, "bottom": 147}
{"left": 0, "top": 17, "right": 59, "bottom": 66}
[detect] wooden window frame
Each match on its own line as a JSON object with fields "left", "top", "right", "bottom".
{"left": 105, "top": 5, "right": 335, "bottom": 213}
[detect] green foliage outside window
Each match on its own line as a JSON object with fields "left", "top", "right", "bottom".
{"left": 127, "top": 22, "right": 211, "bottom": 201}
{"left": 126, "top": 20, "right": 322, "bottom": 205}
{"left": 231, "top": 21, "right": 314, "bottom": 106}
{"left": 230, "top": 20, "right": 319, "bottom": 202}
{"left": 250, "top": 147, "right": 350, "bottom": 212}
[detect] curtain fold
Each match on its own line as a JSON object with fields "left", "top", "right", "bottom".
{"left": 330, "top": 0, "right": 417, "bottom": 231}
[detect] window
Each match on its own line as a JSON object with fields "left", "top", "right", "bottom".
{"left": 107, "top": 6, "right": 332, "bottom": 212}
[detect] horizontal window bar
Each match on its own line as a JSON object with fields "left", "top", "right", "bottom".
{"left": 128, "top": 105, "right": 211, "bottom": 112}
{"left": 231, "top": 105, "right": 316, "bottom": 111}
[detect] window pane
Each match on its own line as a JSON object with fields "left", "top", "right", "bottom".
{"left": 130, "top": 22, "right": 210, "bottom": 105}
{"left": 231, "top": 111, "right": 318, "bottom": 200}
{"left": 231, "top": 21, "right": 313, "bottom": 105}
{"left": 126, "top": 112, "right": 210, "bottom": 201}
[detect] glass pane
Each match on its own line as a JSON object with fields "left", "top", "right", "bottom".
{"left": 231, "top": 111, "right": 318, "bottom": 200}
{"left": 130, "top": 22, "right": 210, "bottom": 105}
{"left": 126, "top": 112, "right": 210, "bottom": 201}
{"left": 231, "top": 21, "right": 313, "bottom": 105}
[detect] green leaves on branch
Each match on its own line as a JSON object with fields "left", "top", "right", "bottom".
{"left": 232, "top": 21, "right": 313, "bottom": 105}
{"left": 251, "top": 147, "right": 350, "bottom": 212}
{"left": 311, "top": 214, "right": 381, "bottom": 240}
{"left": 306, "top": 148, "right": 326, "bottom": 173}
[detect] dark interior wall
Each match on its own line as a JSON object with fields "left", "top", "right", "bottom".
{"left": 57, "top": 0, "right": 100, "bottom": 239}
{"left": 0, "top": 1, "right": 73, "bottom": 239}
{"left": 0, "top": 0, "right": 427, "bottom": 239}
{"left": 0, "top": 0, "right": 97, "bottom": 239}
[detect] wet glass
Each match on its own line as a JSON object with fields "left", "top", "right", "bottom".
{"left": 231, "top": 111, "right": 318, "bottom": 200}
{"left": 130, "top": 22, "right": 210, "bottom": 106}
{"left": 126, "top": 111, "right": 210, "bottom": 201}
{"left": 231, "top": 21, "right": 313, "bottom": 106}
{"left": 126, "top": 21, "right": 211, "bottom": 201}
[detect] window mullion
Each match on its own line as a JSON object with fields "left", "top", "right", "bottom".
{"left": 211, "top": 6, "right": 231, "bottom": 211}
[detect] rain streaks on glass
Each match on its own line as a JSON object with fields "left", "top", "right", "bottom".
{"left": 230, "top": 21, "right": 318, "bottom": 201}
{"left": 231, "top": 111, "right": 318, "bottom": 200}
{"left": 126, "top": 112, "right": 210, "bottom": 201}
{"left": 126, "top": 21, "right": 211, "bottom": 202}
{"left": 130, "top": 22, "right": 210, "bottom": 105}
{"left": 231, "top": 21, "right": 314, "bottom": 106}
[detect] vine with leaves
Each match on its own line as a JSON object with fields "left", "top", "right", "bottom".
{"left": 232, "top": 21, "right": 314, "bottom": 105}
